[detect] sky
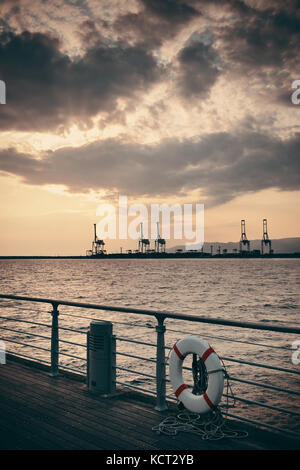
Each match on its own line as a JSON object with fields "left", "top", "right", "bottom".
{"left": 0, "top": 0, "right": 299, "bottom": 255}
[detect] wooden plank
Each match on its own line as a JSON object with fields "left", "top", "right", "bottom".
{"left": 0, "top": 362, "right": 227, "bottom": 449}
{"left": 0, "top": 359, "right": 299, "bottom": 450}
{"left": 0, "top": 364, "right": 284, "bottom": 447}
{"left": 0, "top": 395, "right": 100, "bottom": 450}
{"left": 0, "top": 364, "right": 160, "bottom": 449}
{"left": 0, "top": 363, "right": 219, "bottom": 450}
{"left": 0, "top": 405, "right": 66, "bottom": 450}
{"left": 0, "top": 383, "right": 146, "bottom": 450}
{"left": 0, "top": 363, "right": 166, "bottom": 436}
{"left": 0, "top": 415, "right": 47, "bottom": 450}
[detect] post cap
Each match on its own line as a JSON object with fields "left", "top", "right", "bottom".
{"left": 90, "top": 320, "right": 113, "bottom": 336}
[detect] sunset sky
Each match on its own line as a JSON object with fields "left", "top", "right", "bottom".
{"left": 0, "top": 0, "right": 299, "bottom": 255}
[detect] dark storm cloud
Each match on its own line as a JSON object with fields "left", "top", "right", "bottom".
{"left": 200, "top": 0, "right": 300, "bottom": 106}
{"left": 141, "top": 0, "right": 199, "bottom": 21}
{"left": 113, "top": 0, "right": 201, "bottom": 47}
{"left": 113, "top": 0, "right": 300, "bottom": 59}
{"left": 221, "top": 7, "right": 300, "bottom": 69}
{"left": 0, "top": 0, "right": 298, "bottom": 133}
{"left": 0, "top": 30, "right": 162, "bottom": 131}
{"left": 215, "top": 1, "right": 300, "bottom": 82}
{"left": 0, "top": 130, "right": 299, "bottom": 206}
{"left": 176, "top": 33, "right": 221, "bottom": 99}
{"left": 113, "top": 0, "right": 299, "bottom": 105}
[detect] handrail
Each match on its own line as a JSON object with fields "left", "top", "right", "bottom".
{"left": 1, "top": 293, "right": 299, "bottom": 334}
{"left": 1, "top": 293, "right": 299, "bottom": 438}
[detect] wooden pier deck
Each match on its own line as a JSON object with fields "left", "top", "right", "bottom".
{"left": 0, "top": 357, "right": 298, "bottom": 451}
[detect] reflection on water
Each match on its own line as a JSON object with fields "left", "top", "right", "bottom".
{"left": 0, "top": 258, "right": 299, "bottom": 431}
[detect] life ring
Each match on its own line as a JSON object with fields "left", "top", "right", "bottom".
{"left": 169, "top": 336, "right": 224, "bottom": 414}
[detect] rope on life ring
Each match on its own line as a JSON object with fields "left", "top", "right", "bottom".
{"left": 169, "top": 336, "right": 224, "bottom": 414}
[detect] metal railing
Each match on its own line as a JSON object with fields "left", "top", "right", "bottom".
{"left": 0, "top": 293, "right": 300, "bottom": 439}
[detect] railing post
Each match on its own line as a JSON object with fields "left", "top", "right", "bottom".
{"left": 50, "top": 302, "right": 59, "bottom": 377}
{"left": 155, "top": 315, "right": 168, "bottom": 411}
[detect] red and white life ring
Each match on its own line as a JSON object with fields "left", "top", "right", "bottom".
{"left": 169, "top": 336, "right": 224, "bottom": 414}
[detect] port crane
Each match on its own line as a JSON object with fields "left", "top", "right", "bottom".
{"left": 261, "top": 219, "right": 272, "bottom": 255}
{"left": 155, "top": 222, "right": 166, "bottom": 253}
{"left": 86, "top": 224, "right": 106, "bottom": 256}
{"left": 138, "top": 223, "right": 150, "bottom": 253}
{"left": 239, "top": 219, "right": 250, "bottom": 253}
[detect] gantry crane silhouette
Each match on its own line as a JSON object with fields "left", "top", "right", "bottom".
{"left": 86, "top": 224, "right": 106, "bottom": 256}
{"left": 138, "top": 223, "right": 150, "bottom": 253}
{"left": 261, "top": 219, "right": 272, "bottom": 255}
{"left": 155, "top": 222, "right": 166, "bottom": 253}
{"left": 239, "top": 219, "right": 250, "bottom": 253}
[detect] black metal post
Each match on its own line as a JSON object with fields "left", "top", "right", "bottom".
{"left": 155, "top": 315, "right": 168, "bottom": 411}
{"left": 50, "top": 303, "right": 59, "bottom": 377}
